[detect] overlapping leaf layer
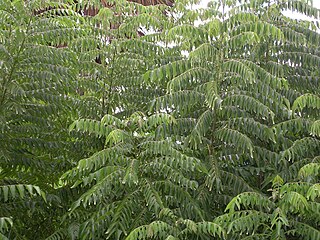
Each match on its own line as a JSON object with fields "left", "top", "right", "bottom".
{"left": 0, "top": 0, "right": 319, "bottom": 239}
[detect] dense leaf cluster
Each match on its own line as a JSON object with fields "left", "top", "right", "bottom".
{"left": 0, "top": 0, "right": 319, "bottom": 239}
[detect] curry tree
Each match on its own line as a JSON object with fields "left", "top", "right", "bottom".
{"left": 0, "top": 0, "right": 319, "bottom": 239}
{"left": 0, "top": 0, "right": 179, "bottom": 238}
{"left": 58, "top": 0, "right": 320, "bottom": 239}
{"left": 0, "top": 0, "right": 86, "bottom": 238}
{"left": 151, "top": 0, "right": 320, "bottom": 239}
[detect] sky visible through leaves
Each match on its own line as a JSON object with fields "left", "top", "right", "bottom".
{"left": 197, "top": 0, "right": 320, "bottom": 21}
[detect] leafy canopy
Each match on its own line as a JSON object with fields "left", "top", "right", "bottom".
{"left": 0, "top": 0, "right": 319, "bottom": 239}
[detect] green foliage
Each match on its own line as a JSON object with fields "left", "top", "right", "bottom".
{"left": 0, "top": 0, "right": 319, "bottom": 239}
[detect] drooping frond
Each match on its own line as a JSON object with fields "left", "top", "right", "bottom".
{"left": 225, "top": 192, "right": 275, "bottom": 213}
{"left": 292, "top": 93, "right": 320, "bottom": 113}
